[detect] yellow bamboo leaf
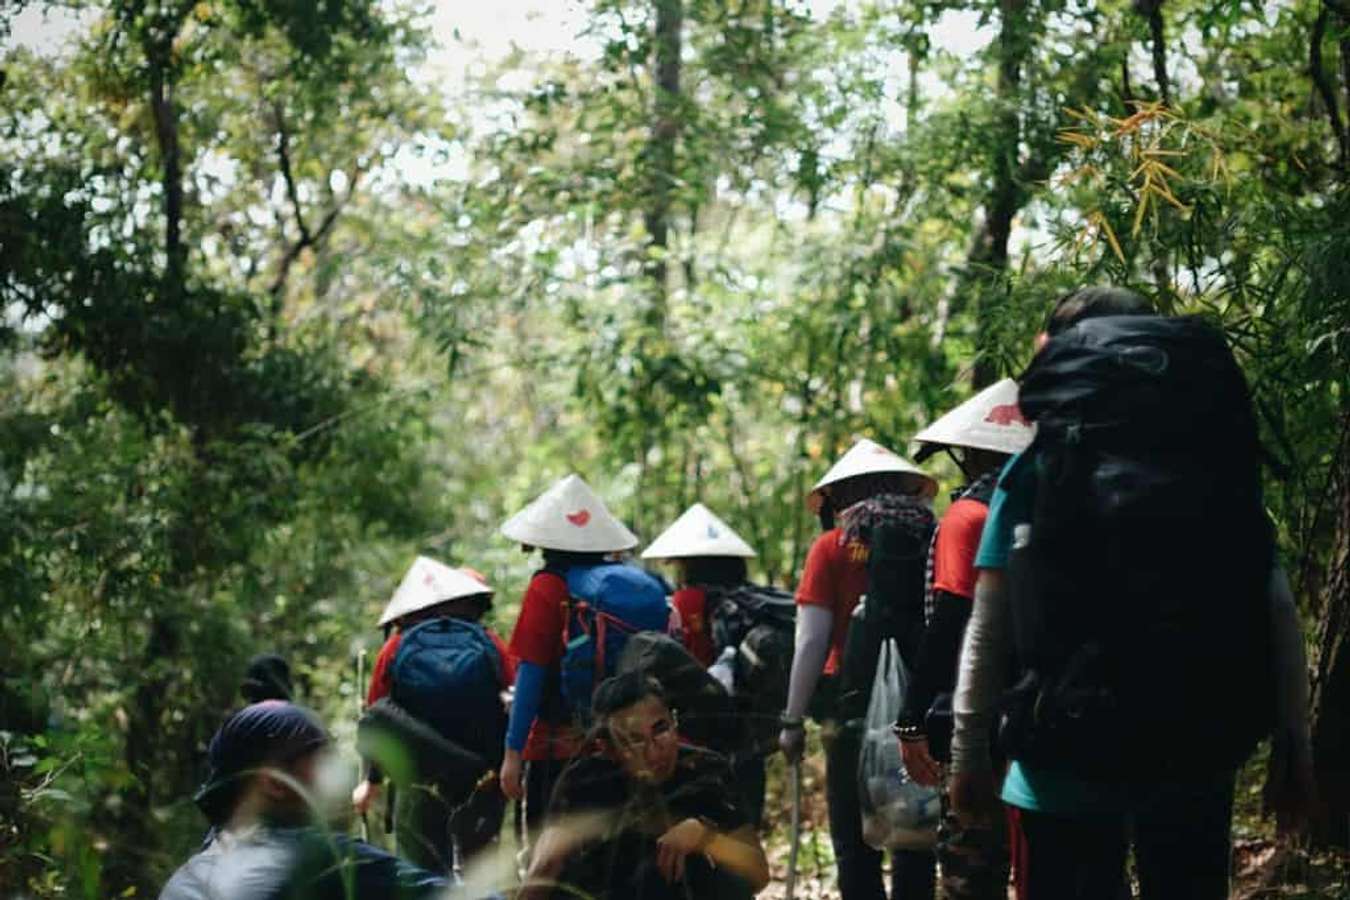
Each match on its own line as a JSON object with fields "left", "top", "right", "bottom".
{"left": 1153, "top": 183, "right": 1190, "bottom": 212}
{"left": 1132, "top": 191, "right": 1151, "bottom": 238}
{"left": 1057, "top": 131, "right": 1096, "bottom": 149}
{"left": 1095, "top": 213, "right": 1126, "bottom": 264}
{"left": 1152, "top": 161, "right": 1184, "bottom": 180}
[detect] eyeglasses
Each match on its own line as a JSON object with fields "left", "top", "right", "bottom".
{"left": 610, "top": 714, "right": 679, "bottom": 754}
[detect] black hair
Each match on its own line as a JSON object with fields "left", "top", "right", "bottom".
{"left": 818, "top": 470, "right": 928, "bottom": 530}
{"left": 403, "top": 593, "right": 493, "bottom": 626}
{"left": 679, "top": 556, "right": 747, "bottom": 588}
{"left": 590, "top": 673, "right": 667, "bottom": 742}
{"left": 241, "top": 654, "right": 293, "bottom": 703}
{"left": 1044, "top": 286, "right": 1153, "bottom": 336}
{"left": 541, "top": 549, "right": 611, "bottom": 570}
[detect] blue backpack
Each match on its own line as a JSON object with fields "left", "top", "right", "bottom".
{"left": 557, "top": 563, "right": 671, "bottom": 722}
{"left": 391, "top": 617, "right": 507, "bottom": 770}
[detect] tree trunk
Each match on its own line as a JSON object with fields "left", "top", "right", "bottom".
{"left": 150, "top": 67, "right": 185, "bottom": 293}
{"left": 1311, "top": 413, "right": 1350, "bottom": 848}
{"left": 965, "top": 0, "right": 1027, "bottom": 388}
{"left": 642, "top": 0, "right": 683, "bottom": 330}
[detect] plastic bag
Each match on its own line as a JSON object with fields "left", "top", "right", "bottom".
{"left": 858, "top": 638, "right": 939, "bottom": 850}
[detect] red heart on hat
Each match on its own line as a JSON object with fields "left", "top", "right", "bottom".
{"left": 566, "top": 509, "right": 591, "bottom": 527}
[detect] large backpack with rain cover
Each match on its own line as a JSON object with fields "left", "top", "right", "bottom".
{"left": 390, "top": 618, "right": 507, "bottom": 780}
{"left": 558, "top": 562, "right": 671, "bottom": 723}
{"left": 707, "top": 584, "right": 797, "bottom": 753}
{"left": 1002, "top": 314, "right": 1274, "bottom": 779}
{"left": 616, "top": 631, "right": 742, "bottom": 757}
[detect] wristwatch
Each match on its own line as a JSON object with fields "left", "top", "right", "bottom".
{"left": 892, "top": 721, "right": 926, "bottom": 742}
{"left": 779, "top": 714, "right": 805, "bottom": 731}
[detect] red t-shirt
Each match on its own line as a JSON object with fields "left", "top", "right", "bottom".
{"left": 671, "top": 586, "right": 716, "bottom": 667}
{"left": 932, "top": 497, "right": 989, "bottom": 600}
{"left": 795, "top": 528, "right": 871, "bottom": 675}
{"left": 507, "top": 571, "right": 584, "bottom": 760}
{"left": 365, "top": 623, "right": 516, "bottom": 708}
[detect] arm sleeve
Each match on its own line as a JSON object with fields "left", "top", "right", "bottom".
{"left": 506, "top": 660, "right": 547, "bottom": 752}
{"left": 783, "top": 605, "right": 834, "bottom": 720}
{"left": 897, "top": 590, "right": 971, "bottom": 728}
{"left": 950, "top": 571, "right": 1012, "bottom": 775}
{"left": 1269, "top": 568, "right": 1311, "bottom": 749}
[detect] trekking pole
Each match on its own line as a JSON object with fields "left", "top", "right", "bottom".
{"left": 785, "top": 757, "right": 803, "bottom": 900}
{"left": 356, "top": 648, "right": 369, "bottom": 842}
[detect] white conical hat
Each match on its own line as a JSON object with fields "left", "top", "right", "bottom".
{"left": 809, "top": 438, "right": 937, "bottom": 508}
{"left": 912, "top": 378, "right": 1034, "bottom": 461}
{"left": 641, "top": 503, "right": 756, "bottom": 560}
{"left": 377, "top": 557, "right": 495, "bottom": 627}
{"left": 500, "top": 473, "right": 639, "bottom": 553}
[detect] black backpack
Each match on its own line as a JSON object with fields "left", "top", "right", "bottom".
{"left": 1002, "top": 314, "right": 1274, "bottom": 779}
{"left": 837, "top": 514, "right": 935, "bottom": 725}
{"left": 615, "top": 631, "right": 744, "bottom": 758}
{"left": 706, "top": 584, "right": 796, "bottom": 751}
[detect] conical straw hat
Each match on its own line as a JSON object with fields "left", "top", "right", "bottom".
{"left": 641, "top": 503, "right": 756, "bottom": 560}
{"left": 808, "top": 438, "right": 937, "bottom": 508}
{"left": 377, "top": 556, "right": 495, "bottom": 627}
{"left": 913, "top": 378, "right": 1034, "bottom": 461}
{"left": 500, "top": 473, "right": 638, "bottom": 553}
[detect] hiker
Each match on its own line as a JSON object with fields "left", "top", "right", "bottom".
{"left": 778, "top": 438, "right": 940, "bottom": 900}
{"left": 520, "top": 672, "right": 770, "bottom": 900}
{"left": 948, "top": 286, "right": 1317, "bottom": 900}
{"left": 159, "top": 700, "right": 450, "bottom": 900}
{"left": 641, "top": 502, "right": 796, "bottom": 827}
{"left": 893, "top": 377, "right": 1034, "bottom": 900}
{"left": 241, "top": 653, "right": 294, "bottom": 704}
{"left": 497, "top": 473, "right": 670, "bottom": 838}
{"left": 352, "top": 557, "right": 514, "bottom": 874}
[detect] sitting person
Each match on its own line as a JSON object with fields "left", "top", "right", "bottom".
{"left": 159, "top": 700, "right": 451, "bottom": 900}
{"left": 521, "top": 673, "right": 770, "bottom": 900}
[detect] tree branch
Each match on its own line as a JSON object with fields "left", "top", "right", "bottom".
{"left": 1311, "top": 3, "right": 1350, "bottom": 170}
{"left": 272, "top": 103, "right": 312, "bottom": 247}
{"left": 269, "top": 166, "right": 362, "bottom": 301}
{"left": 1135, "top": 0, "right": 1171, "bottom": 106}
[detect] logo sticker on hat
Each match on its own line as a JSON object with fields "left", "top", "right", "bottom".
{"left": 566, "top": 509, "right": 591, "bottom": 527}
{"left": 706, "top": 525, "right": 720, "bottom": 538}
{"left": 985, "top": 403, "right": 1029, "bottom": 427}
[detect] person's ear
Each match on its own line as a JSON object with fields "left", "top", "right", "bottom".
{"left": 1034, "top": 331, "right": 1050, "bottom": 351}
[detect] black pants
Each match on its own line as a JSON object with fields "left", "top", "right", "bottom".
{"left": 1018, "top": 771, "right": 1235, "bottom": 900}
{"left": 824, "top": 721, "right": 936, "bottom": 900}
{"left": 733, "top": 753, "right": 768, "bottom": 829}
{"left": 524, "top": 757, "right": 570, "bottom": 839}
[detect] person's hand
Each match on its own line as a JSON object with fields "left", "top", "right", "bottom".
{"left": 949, "top": 768, "right": 999, "bottom": 827}
{"left": 899, "top": 736, "right": 941, "bottom": 787}
{"left": 500, "top": 748, "right": 525, "bottom": 801}
{"left": 1264, "top": 736, "right": 1318, "bottom": 836}
{"left": 779, "top": 721, "right": 806, "bottom": 762}
{"left": 656, "top": 817, "right": 712, "bottom": 883}
{"left": 351, "top": 779, "right": 379, "bottom": 815}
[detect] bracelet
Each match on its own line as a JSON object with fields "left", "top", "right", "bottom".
{"left": 779, "top": 715, "right": 805, "bottom": 731}
{"left": 892, "top": 722, "right": 926, "bottom": 742}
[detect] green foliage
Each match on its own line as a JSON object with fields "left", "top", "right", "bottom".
{"left": 3, "top": 0, "right": 1350, "bottom": 891}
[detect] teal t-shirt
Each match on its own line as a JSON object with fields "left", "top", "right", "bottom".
{"left": 976, "top": 450, "right": 1137, "bottom": 816}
